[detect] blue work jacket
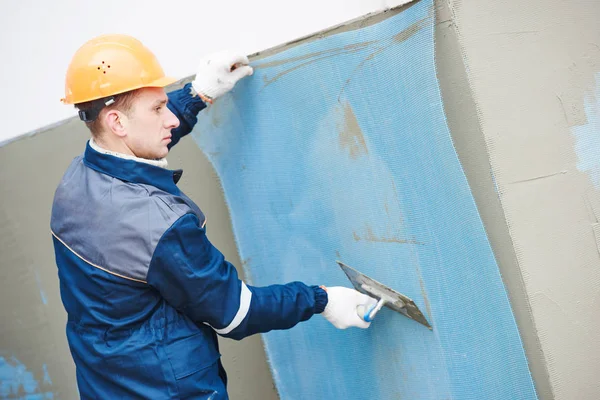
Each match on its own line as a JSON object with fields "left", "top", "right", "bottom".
{"left": 50, "top": 83, "right": 328, "bottom": 399}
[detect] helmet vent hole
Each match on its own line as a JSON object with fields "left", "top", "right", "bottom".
{"left": 97, "top": 67, "right": 100, "bottom": 70}
{"left": 102, "top": 61, "right": 105, "bottom": 64}
{"left": 103, "top": 71, "right": 106, "bottom": 74}
{"left": 108, "top": 65, "right": 111, "bottom": 68}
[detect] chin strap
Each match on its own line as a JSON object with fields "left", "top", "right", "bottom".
{"left": 77, "top": 97, "right": 115, "bottom": 122}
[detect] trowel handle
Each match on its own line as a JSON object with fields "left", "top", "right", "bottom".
{"left": 361, "top": 298, "right": 386, "bottom": 322}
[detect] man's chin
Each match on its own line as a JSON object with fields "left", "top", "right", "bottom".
{"left": 159, "top": 146, "right": 170, "bottom": 158}
{"left": 151, "top": 146, "right": 169, "bottom": 160}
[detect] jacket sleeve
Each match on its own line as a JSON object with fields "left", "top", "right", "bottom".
{"left": 166, "top": 83, "right": 207, "bottom": 149}
{"left": 146, "top": 213, "right": 328, "bottom": 340}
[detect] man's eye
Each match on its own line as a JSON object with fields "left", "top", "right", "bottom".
{"left": 155, "top": 106, "right": 162, "bottom": 112}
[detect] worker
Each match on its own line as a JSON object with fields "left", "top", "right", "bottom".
{"left": 50, "top": 34, "right": 377, "bottom": 399}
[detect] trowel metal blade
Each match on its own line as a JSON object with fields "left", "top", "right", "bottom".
{"left": 337, "top": 261, "right": 432, "bottom": 330}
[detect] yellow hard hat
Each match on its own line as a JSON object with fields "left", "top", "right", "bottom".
{"left": 62, "top": 34, "right": 177, "bottom": 105}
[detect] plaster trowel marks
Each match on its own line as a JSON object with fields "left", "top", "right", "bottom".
{"left": 338, "top": 102, "right": 368, "bottom": 159}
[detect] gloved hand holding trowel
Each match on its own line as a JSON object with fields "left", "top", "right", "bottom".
{"left": 320, "top": 286, "right": 379, "bottom": 329}
{"left": 320, "top": 262, "right": 432, "bottom": 330}
{"left": 336, "top": 261, "right": 432, "bottom": 330}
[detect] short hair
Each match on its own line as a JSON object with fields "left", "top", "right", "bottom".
{"left": 75, "top": 90, "right": 139, "bottom": 137}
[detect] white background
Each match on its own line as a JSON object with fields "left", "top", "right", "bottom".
{"left": 0, "top": 0, "right": 408, "bottom": 143}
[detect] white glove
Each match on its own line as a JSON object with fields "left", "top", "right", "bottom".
{"left": 321, "top": 286, "right": 378, "bottom": 329}
{"left": 192, "top": 50, "right": 253, "bottom": 103}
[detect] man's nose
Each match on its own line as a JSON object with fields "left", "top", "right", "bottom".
{"left": 166, "top": 108, "right": 180, "bottom": 129}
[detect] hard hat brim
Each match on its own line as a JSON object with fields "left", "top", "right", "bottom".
{"left": 61, "top": 76, "right": 179, "bottom": 105}
{"left": 145, "top": 76, "right": 179, "bottom": 90}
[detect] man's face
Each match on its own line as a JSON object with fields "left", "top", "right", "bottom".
{"left": 122, "top": 87, "right": 180, "bottom": 160}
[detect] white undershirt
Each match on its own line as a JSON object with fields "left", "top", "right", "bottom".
{"left": 89, "top": 138, "right": 169, "bottom": 169}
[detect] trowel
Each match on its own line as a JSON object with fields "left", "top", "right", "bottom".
{"left": 337, "top": 261, "right": 432, "bottom": 330}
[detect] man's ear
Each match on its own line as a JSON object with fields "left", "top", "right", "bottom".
{"left": 104, "top": 110, "right": 128, "bottom": 138}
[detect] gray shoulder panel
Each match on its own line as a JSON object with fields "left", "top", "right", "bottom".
{"left": 51, "top": 158, "right": 205, "bottom": 282}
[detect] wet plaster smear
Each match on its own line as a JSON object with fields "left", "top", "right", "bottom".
{"left": 447, "top": 0, "right": 600, "bottom": 398}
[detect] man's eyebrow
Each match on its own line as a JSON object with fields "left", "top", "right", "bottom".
{"left": 152, "top": 99, "right": 168, "bottom": 107}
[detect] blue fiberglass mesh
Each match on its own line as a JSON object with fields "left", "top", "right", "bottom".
{"left": 191, "top": 1, "right": 537, "bottom": 398}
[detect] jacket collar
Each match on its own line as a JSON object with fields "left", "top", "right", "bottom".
{"left": 89, "top": 138, "right": 169, "bottom": 169}
{"left": 83, "top": 140, "right": 183, "bottom": 195}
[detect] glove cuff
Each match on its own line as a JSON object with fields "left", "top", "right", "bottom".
{"left": 311, "top": 285, "right": 328, "bottom": 314}
{"left": 190, "top": 82, "right": 214, "bottom": 104}
{"left": 192, "top": 79, "right": 222, "bottom": 103}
